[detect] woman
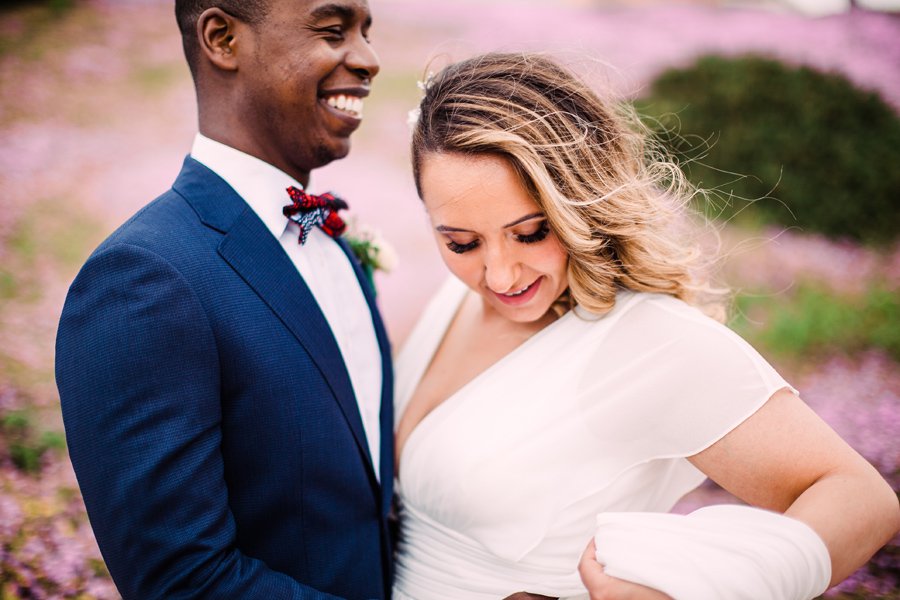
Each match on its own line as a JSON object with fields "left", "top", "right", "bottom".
{"left": 394, "top": 52, "right": 899, "bottom": 600}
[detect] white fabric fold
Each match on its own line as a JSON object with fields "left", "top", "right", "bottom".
{"left": 593, "top": 505, "right": 832, "bottom": 600}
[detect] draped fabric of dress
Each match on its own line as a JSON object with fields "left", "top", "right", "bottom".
{"left": 393, "top": 278, "right": 795, "bottom": 600}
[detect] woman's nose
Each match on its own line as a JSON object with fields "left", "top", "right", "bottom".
{"left": 483, "top": 245, "right": 521, "bottom": 293}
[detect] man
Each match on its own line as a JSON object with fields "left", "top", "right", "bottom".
{"left": 55, "top": 1, "right": 392, "bottom": 598}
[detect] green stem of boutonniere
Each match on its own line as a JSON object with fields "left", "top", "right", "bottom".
{"left": 344, "top": 229, "right": 397, "bottom": 296}
{"left": 344, "top": 220, "right": 398, "bottom": 299}
{"left": 347, "top": 236, "right": 379, "bottom": 297}
{"left": 361, "top": 262, "right": 376, "bottom": 298}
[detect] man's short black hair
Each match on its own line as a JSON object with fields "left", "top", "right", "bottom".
{"left": 174, "top": 0, "right": 271, "bottom": 77}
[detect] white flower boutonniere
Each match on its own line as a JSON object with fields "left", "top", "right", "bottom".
{"left": 344, "top": 220, "right": 398, "bottom": 297}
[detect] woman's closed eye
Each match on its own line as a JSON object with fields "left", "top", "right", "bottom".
{"left": 444, "top": 221, "right": 550, "bottom": 254}
{"left": 446, "top": 239, "right": 479, "bottom": 254}
{"left": 515, "top": 220, "right": 550, "bottom": 244}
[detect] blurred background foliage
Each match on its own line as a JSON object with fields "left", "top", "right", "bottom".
{"left": 635, "top": 55, "right": 900, "bottom": 418}
{"left": 734, "top": 283, "right": 900, "bottom": 361}
{"left": 0, "top": 0, "right": 75, "bottom": 57}
{"left": 637, "top": 55, "right": 900, "bottom": 245}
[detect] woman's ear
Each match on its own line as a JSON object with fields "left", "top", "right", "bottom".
{"left": 196, "top": 7, "right": 240, "bottom": 72}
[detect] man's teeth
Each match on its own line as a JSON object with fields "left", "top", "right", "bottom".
{"left": 325, "top": 95, "right": 363, "bottom": 118}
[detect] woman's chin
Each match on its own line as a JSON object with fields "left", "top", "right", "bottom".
{"left": 487, "top": 297, "right": 555, "bottom": 324}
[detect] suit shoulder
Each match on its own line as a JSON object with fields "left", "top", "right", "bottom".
{"left": 91, "top": 188, "right": 208, "bottom": 263}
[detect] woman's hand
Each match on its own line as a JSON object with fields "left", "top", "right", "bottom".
{"left": 578, "top": 540, "right": 672, "bottom": 600}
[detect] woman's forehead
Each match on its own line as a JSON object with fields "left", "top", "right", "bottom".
{"left": 421, "top": 153, "right": 540, "bottom": 226}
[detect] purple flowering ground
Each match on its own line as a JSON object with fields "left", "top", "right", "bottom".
{"left": 0, "top": 0, "right": 897, "bottom": 597}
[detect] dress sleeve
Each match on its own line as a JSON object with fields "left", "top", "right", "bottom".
{"left": 577, "top": 293, "right": 796, "bottom": 461}
{"left": 581, "top": 297, "right": 830, "bottom": 600}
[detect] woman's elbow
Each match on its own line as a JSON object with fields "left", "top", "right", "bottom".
{"left": 863, "top": 468, "right": 900, "bottom": 544}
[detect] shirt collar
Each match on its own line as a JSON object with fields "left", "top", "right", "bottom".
{"left": 190, "top": 133, "right": 301, "bottom": 239}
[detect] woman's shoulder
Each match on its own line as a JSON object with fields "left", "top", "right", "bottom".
{"left": 599, "top": 290, "right": 732, "bottom": 342}
{"left": 394, "top": 276, "right": 467, "bottom": 407}
{"left": 580, "top": 290, "right": 782, "bottom": 382}
{"left": 578, "top": 291, "right": 795, "bottom": 455}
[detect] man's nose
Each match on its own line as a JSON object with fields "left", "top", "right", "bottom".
{"left": 346, "top": 34, "right": 380, "bottom": 80}
{"left": 483, "top": 245, "right": 520, "bottom": 294}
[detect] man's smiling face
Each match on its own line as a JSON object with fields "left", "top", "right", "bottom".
{"left": 238, "top": 0, "right": 379, "bottom": 184}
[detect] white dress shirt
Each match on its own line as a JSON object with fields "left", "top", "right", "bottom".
{"left": 191, "top": 133, "right": 382, "bottom": 480}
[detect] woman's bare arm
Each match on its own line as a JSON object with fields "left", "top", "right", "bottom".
{"left": 688, "top": 387, "right": 900, "bottom": 584}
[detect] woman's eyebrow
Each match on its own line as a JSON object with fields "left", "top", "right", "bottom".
{"left": 503, "top": 212, "right": 544, "bottom": 228}
{"left": 435, "top": 225, "right": 473, "bottom": 233}
{"left": 435, "top": 213, "right": 545, "bottom": 234}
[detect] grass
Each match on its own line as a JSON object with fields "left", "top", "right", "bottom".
{"left": 130, "top": 62, "right": 187, "bottom": 95}
{"left": 1, "top": 198, "right": 102, "bottom": 295}
{"left": 2, "top": 408, "right": 66, "bottom": 473}
{"left": 731, "top": 284, "right": 900, "bottom": 361}
{"left": 0, "top": 0, "right": 188, "bottom": 128}
{"left": 0, "top": 0, "right": 81, "bottom": 59}
{"left": 0, "top": 270, "right": 15, "bottom": 301}
{"left": 0, "top": 200, "right": 103, "bottom": 393}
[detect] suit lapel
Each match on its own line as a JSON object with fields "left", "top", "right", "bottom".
{"left": 336, "top": 239, "right": 394, "bottom": 503}
{"left": 174, "top": 158, "right": 376, "bottom": 484}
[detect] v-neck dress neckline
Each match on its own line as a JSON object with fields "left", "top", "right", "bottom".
{"left": 395, "top": 277, "right": 577, "bottom": 478}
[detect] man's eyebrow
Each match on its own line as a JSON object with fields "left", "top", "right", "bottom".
{"left": 310, "top": 3, "right": 371, "bottom": 27}
{"left": 503, "top": 212, "right": 544, "bottom": 228}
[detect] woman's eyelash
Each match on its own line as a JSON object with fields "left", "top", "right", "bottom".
{"left": 516, "top": 220, "right": 550, "bottom": 244}
{"left": 446, "top": 240, "right": 479, "bottom": 254}
{"left": 445, "top": 221, "right": 549, "bottom": 253}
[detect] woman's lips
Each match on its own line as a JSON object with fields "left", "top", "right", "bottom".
{"left": 492, "top": 277, "right": 542, "bottom": 306}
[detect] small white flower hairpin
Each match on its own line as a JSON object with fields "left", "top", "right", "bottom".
{"left": 406, "top": 107, "right": 421, "bottom": 129}
{"left": 416, "top": 71, "right": 436, "bottom": 91}
{"left": 407, "top": 71, "right": 436, "bottom": 130}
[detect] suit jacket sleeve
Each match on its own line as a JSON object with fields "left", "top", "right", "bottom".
{"left": 56, "top": 242, "right": 346, "bottom": 600}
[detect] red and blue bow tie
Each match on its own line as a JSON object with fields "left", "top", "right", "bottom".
{"left": 283, "top": 186, "right": 348, "bottom": 245}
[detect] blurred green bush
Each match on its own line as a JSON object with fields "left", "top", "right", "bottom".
{"left": 0, "top": 0, "right": 73, "bottom": 11}
{"left": 1, "top": 401, "right": 66, "bottom": 473}
{"left": 636, "top": 55, "right": 900, "bottom": 245}
{"left": 731, "top": 284, "right": 900, "bottom": 361}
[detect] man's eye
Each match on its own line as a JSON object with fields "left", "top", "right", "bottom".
{"left": 321, "top": 26, "right": 344, "bottom": 40}
{"left": 516, "top": 220, "right": 550, "bottom": 244}
{"left": 446, "top": 240, "right": 479, "bottom": 254}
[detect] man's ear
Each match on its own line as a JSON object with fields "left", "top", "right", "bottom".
{"left": 197, "top": 8, "right": 241, "bottom": 72}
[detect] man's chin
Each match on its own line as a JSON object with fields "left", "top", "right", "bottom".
{"left": 313, "top": 139, "right": 352, "bottom": 167}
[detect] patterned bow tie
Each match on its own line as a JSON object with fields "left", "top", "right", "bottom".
{"left": 283, "top": 186, "right": 349, "bottom": 245}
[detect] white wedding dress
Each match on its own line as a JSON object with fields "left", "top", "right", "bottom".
{"left": 392, "top": 277, "right": 798, "bottom": 600}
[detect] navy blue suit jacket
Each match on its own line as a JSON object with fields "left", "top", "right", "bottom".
{"left": 56, "top": 158, "right": 394, "bottom": 599}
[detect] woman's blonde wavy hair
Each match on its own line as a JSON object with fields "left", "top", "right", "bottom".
{"left": 411, "top": 52, "right": 726, "bottom": 319}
